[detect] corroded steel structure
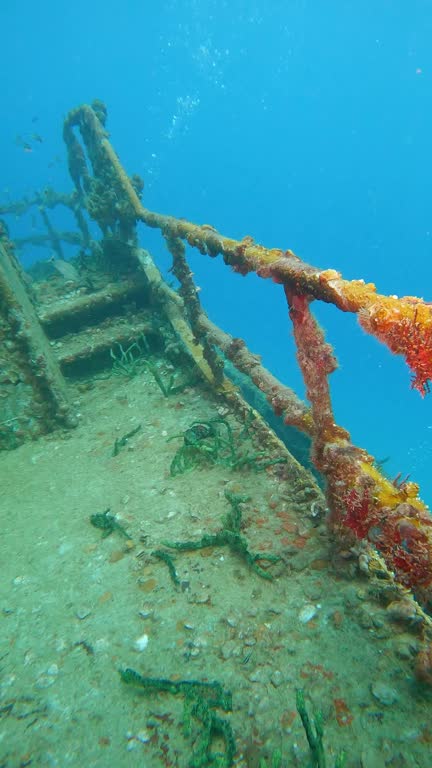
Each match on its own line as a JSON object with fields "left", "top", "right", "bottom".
{"left": 62, "top": 102, "right": 432, "bottom": 681}
{"left": 1, "top": 100, "right": 432, "bottom": 683}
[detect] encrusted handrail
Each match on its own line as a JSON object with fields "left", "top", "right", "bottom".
{"left": 63, "top": 102, "right": 432, "bottom": 680}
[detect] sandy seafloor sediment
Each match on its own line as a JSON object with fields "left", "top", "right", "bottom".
{"left": 1, "top": 368, "right": 431, "bottom": 768}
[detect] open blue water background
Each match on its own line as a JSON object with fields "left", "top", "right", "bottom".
{"left": 1, "top": 1, "right": 432, "bottom": 503}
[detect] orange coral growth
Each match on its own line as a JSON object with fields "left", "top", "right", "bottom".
{"left": 357, "top": 298, "right": 432, "bottom": 396}
{"left": 345, "top": 491, "right": 432, "bottom": 591}
{"left": 322, "top": 275, "right": 432, "bottom": 395}
{"left": 339, "top": 462, "right": 432, "bottom": 592}
{"left": 283, "top": 286, "right": 432, "bottom": 600}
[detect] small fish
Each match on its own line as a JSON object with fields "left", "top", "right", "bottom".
{"left": 49, "top": 256, "right": 80, "bottom": 282}
{"left": 31, "top": 133, "right": 43, "bottom": 143}
{"left": 15, "top": 135, "right": 33, "bottom": 152}
{"left": 90, "top": 508, "right": 131, "bottom": 539}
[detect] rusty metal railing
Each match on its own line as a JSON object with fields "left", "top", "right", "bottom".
{"left": 62, "top": 101, "right": 432, "bottom": 681}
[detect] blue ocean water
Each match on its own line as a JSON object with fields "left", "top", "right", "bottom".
{"left": 1, "top": 1, "right": 432, "bottom": 502}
